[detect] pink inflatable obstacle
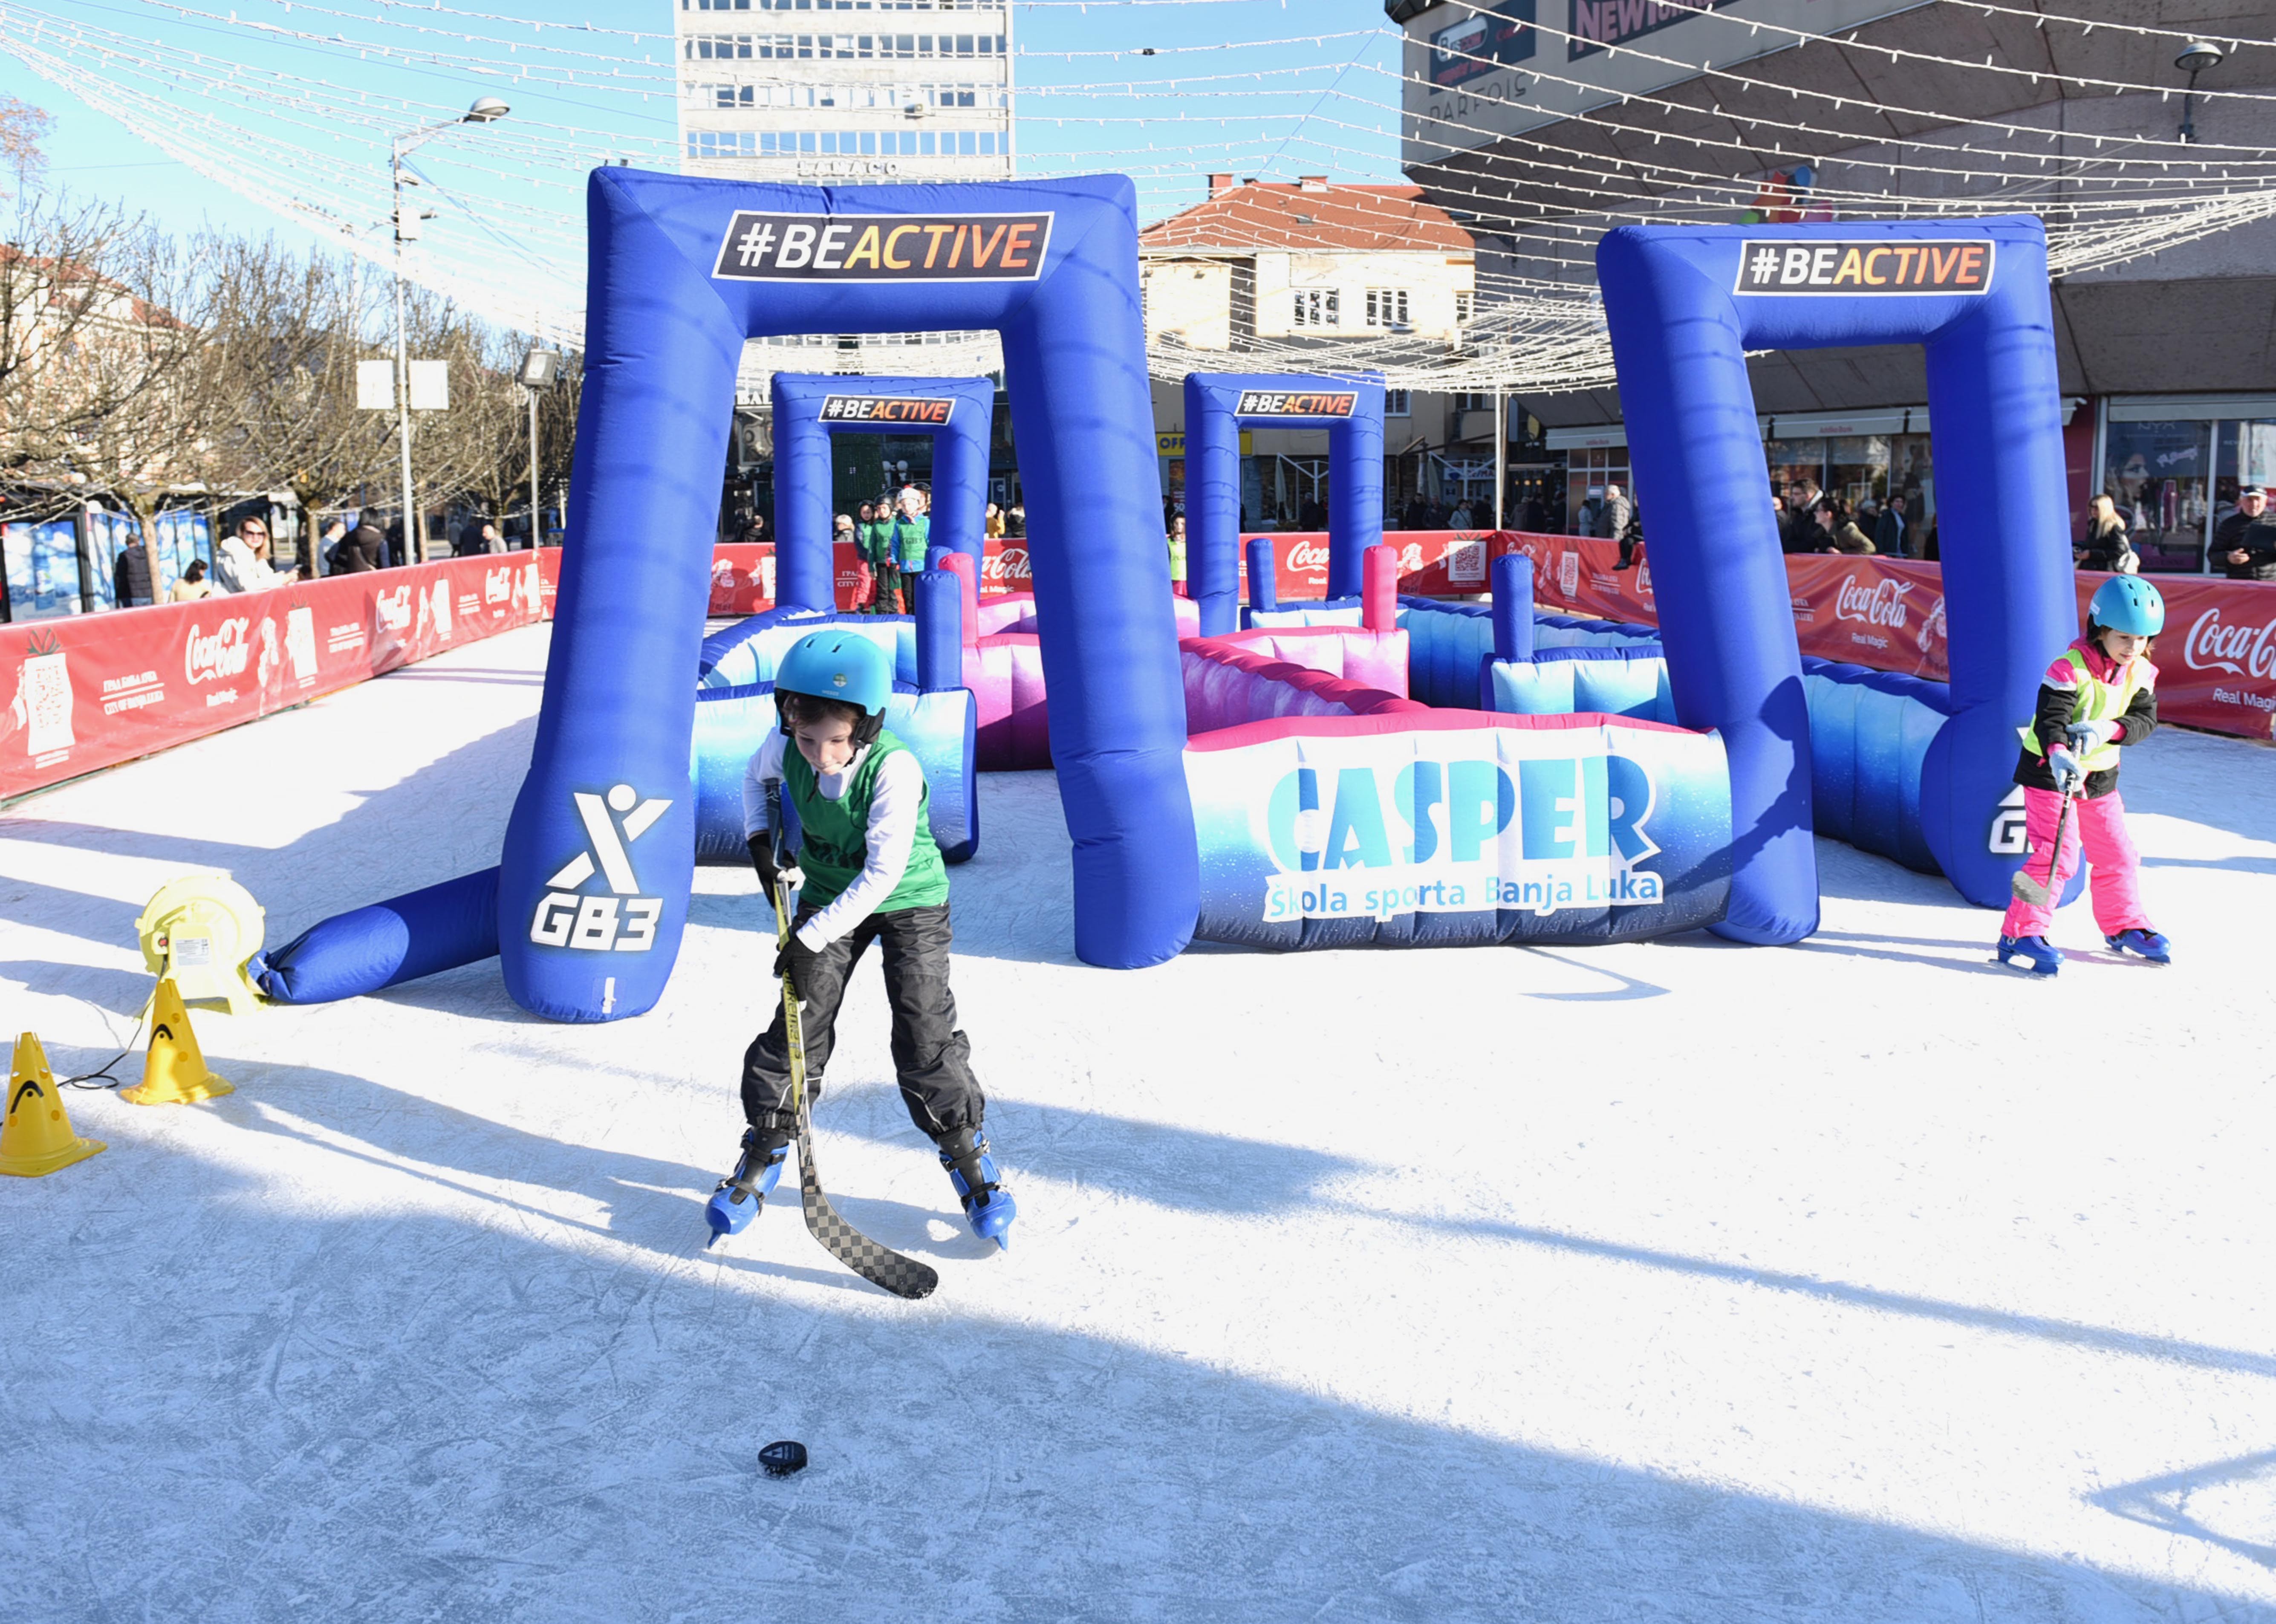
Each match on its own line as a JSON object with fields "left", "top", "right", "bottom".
{"left": 1179, "top": 640, "right": 1424, "bottom": 729}
{"left": 939, "top": 553, "right": 1201, "bottom": 770}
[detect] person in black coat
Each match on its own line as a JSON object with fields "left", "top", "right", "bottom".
{"left": 113, "top": 535, "right": 153, "bottom": 607}
{"left": 335, "top": 523, "right": 389, "bottom": 573}
{"left": 2214, "top": 488, "right": 2276, "bottom": 581}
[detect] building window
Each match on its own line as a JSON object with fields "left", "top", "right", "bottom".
{"left": 1385, "top": 389, "right": 1411, "bottom": 416}
{"left": 1453, "top": 391, "right": 1492, "bottom": 412}
{"left": 1454, "top": 290, "right": 1473, "bottom": 326}
{"left": 1291, "top": 289, "right": 1339, "bottom": 329}
{"left": 1364, "top": 289, "right": 1408, "bottom": 328}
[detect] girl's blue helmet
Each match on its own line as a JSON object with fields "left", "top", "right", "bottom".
{"left": 775, "top": 631, "right": 892, "bottom": 743}
{"left": 2088, "top": 575, "right": 2165, "bottom": 637}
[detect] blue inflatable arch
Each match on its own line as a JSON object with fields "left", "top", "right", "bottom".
{"left": 1183, "top": 372, "right": 1384, "bottom": 637}
{"left": 769, "top": 371, "right": 994, "bottom": 610}
{"left": 504, "top": 171, "right": 1196, "bottom": 1021}
{"left": 1597, "top": 216, "right": 2074, "bottom": 942}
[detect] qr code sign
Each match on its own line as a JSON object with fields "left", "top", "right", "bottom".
{"left": 1447, "top": 538, "right": 1485, "bottom": 586}
{"left": 19, "top": 651, "right": 75, "bottom": 757}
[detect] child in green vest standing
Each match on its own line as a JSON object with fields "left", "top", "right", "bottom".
{"left": 889, "top": 487, "right": 930, "bottom": 614}
{"left": 708, "top": 631, "right": 1015, "bottom": 1247}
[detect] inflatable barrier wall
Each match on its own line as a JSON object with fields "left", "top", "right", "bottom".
{"left": 1185, "top": 712, "right": 1730, "bottom": 949}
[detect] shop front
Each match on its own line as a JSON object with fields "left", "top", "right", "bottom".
{"left": 2099, "top": 395, "right": 2276, "bottom": 575}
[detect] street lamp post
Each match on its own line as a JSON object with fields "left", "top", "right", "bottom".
{"left": 2175, "top": 41, "right": 2224, "bottom": 144}
{"left": 517, "top": 346, "right": 562, "bottom": 550}
{"left": 389, "top": 95, "right": 509, "bottom": 566}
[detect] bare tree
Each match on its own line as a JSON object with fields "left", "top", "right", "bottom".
{"left": 0, "top": 194, "right": 213, "bottom": 593}
{"left": 198, "top": 232, "right": 396, "bottom": 540}
{"left": 0, "top": 96, "right": 51, "bottom": 199}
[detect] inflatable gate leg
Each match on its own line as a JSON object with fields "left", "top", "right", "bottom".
{"left": 1596, "top": 217, "right": 2075, "bottom": 937}
{"left": 498, "top": 171, "right": 1197, "bottom": 1021}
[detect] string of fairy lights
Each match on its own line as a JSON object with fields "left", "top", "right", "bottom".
{"left": 2, "top": 0, "right": 2270, "bottom": 395}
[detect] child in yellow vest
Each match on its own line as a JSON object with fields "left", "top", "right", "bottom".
{"left": 1996, "top": 577, "right": 2168, "bottom": 975}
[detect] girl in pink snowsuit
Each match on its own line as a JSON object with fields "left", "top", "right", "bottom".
{"left": 1995, "top": 575, "right": 2169, "bottom": 975}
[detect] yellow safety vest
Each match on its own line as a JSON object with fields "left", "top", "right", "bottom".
{"left": 2016, "top": 646, "right": 2146, "bottom": 773}
{"left": 1167, "top": 533, "right": 1187, "bottom": 581}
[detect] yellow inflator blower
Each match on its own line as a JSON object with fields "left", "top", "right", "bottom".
{"left": 136, "top": 874, "right": 266, "bottom": 1016}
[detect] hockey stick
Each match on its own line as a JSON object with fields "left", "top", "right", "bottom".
{"left": 773, "top": 868, "right": 939, "bottom": 1301}
{"left": 2009, "top": 787, "right": 2076, "bottom": 907}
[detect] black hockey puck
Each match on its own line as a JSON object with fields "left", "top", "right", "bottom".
{"left": 758, "top": 1439, "right": 808, "bottom": 1477}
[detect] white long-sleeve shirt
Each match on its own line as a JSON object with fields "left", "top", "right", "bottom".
{"left": 742, "top": 731, "right": 924, "bottom": 951}
{"left": 213, "top": 536, "right": 281, "bottom": 594}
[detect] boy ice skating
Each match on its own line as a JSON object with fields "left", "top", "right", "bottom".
{"left": 705, "top": 631, "right": 1015, "bottom": 1247}
{"left": 1995, "top": 576, "right": 2169, "bottom": 976}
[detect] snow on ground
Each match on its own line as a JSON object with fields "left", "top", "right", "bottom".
{"left": 4, "top": 620, "right": 2276, "bottom": 1622}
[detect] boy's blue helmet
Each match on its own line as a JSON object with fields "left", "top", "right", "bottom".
{"left": 2088, "top": 575, "right": 2165, "bottom": 637}
{"left": 775, "top": 631, "right": 892, "bottom": 743}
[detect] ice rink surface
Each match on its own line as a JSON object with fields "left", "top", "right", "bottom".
{"left": 4, "top": 620, "right": 2275, "bottom": 1622}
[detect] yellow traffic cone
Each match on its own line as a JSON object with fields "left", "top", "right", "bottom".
{"left": 121, "top": 980, "right": 234, "bottom": 1107}
{"left": 1, "top": 1032, "right": 105, "bottom": 1177}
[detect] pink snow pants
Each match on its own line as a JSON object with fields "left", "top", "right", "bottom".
{"left": 1999, "top": 786, "right": 2152, "bottom": 940}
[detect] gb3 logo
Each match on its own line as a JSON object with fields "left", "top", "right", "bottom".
{"left": 1986, "top": 784, "right": 2029, "bottom": 855}
{"left": 530, "top": 784, "right": 671, "bottom": 951}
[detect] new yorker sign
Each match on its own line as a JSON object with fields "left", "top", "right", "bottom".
{"left": 713, "top": 211, "right": 1052, "bottom": 283}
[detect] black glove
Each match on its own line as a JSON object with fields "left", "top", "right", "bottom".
{"left": 771, "top": 933, "right": 814, "bottom": 1002}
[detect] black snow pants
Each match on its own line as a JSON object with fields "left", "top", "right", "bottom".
{"left": 742, "top": 902, "right": 985, "bottom": 1144}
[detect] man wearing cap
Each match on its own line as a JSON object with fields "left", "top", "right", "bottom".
{"left": 2214, "top": 486, "right": 2276, "bottom": 581}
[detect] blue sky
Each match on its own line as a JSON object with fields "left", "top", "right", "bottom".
{"left": 2, "top": 0, "right": 1405, "bottom": 253}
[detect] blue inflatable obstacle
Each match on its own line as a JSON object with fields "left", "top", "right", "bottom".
{"left": 1186, "top": 373, "right": 1384, "bottom": 637}
{"left": 1467, "top": 555, "right": 2052, "bottom": 888}
{"left": 691, "top": 578, "right": 977, "bottom": 864}
{"left": 1178, "top": 543, "right": 1733, "bottom": 948}
{"left": 770, "top": 372, "right": 994, "bottom": 609}
{"left": 260, "top": 570, "right": 979, "bottom": 1006}
{"left": 1596, "top": 218, "right": 2075, "bottom": 933}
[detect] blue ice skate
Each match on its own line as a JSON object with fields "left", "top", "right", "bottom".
{"left": 939, "top": 1127, "right": 1016, "bottom": 1251}
{"left": 705, "top": 1127, "right": 789, "bottom": 1247}
{"left": 1994, "top": 934, "right": 2061, "bottom": 976}
{"left": 2104, "top": 928, "right": 2171, "bottom": 965}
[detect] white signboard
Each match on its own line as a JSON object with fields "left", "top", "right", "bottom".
{"left": 355, "top": 358, "right": 394, "bottom": 411}
{"left": 1401, "top": 0, "right": 1931, "bottom": 165}
{"left": 407, "top": 359, "right": 451, "bottom": 412}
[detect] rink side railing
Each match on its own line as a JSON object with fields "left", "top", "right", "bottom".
{"left": 0, "top": 552, "right": 555, "bottom": 802}
{"left": 6, "top": 532, "right": 2269, "bottom": 800}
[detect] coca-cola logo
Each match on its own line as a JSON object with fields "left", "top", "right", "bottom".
{"left": 1396, "top": 542, "right": 1424, "bottom": 572}
{"left": 2184, "top": 607, "right": 2276, "bottom": 678}
{"left": 484, "top": 567, "right": 514, "bottom": 603}
{"left": 982, "top": 546, "right": 1031, "bottom": 583}
{"left": 183, "top": 617, "right": 251, "bottom": 685}
{"left": 1284, "top": 539, "right": 1332, "bottom": 573}
{"left": 1834, "top": 575, "right": 1913, "bottom": 628}
{"left": 375, "top": 587, "right": 412, "bottom": 631}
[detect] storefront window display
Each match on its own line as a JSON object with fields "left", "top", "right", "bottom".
{"left": 1564, "top": 445, "right": 1629, "bottom": 534}
{"left": 2103, "top": 419, "right": 2211, "bottom": 573}
{"left": 2215, "top": 417, "right": 2276, "bottom": 514}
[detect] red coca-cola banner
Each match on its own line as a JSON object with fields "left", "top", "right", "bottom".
{"left": 1230, "top": 530, "right": 1494, "bottom": 602}
{"left": 705, "top": 540, "right": 1040, "bottom": 616}
{"left": 703, "top": 533, "right": 1487, "bottom": 616}
{"left": 1, "top": 553, "right": 553, "bottom": 799}
{"left": 1495, "top": 531, "right": 2276, "bottom": 741}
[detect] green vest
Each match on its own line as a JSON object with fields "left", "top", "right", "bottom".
{"left": 860, "top": 520, "right": 895, "bottom": 566}
{"left": 891, "top": 513, "right": 931, "bottom": 569}
{"left": 783, "top": 730, "right": 949, "bottom": 913}
{"left": 1168, "top": 532, "right": 1187, "bottom": 581}
{"left": 2016, "top": 647, "right": 2146, "bottom": 773}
